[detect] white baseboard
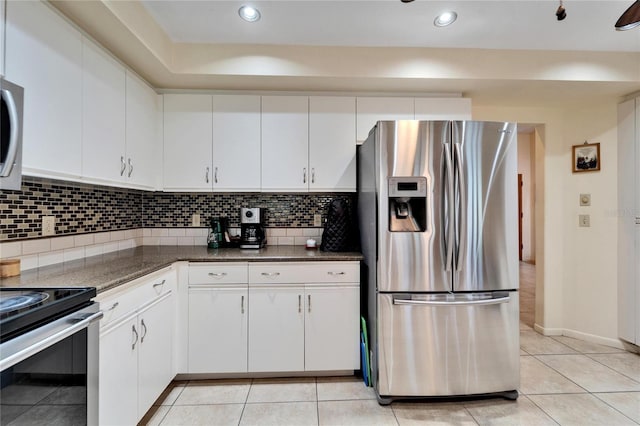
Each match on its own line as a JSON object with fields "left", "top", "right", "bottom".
{"left": 562, "top": 328, "right": 628, "bottom": 350}
{"left": 533, "top": 323, "right": 628, "bottom": 350}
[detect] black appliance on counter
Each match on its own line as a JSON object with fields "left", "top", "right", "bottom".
{"left": 0, "top": 287, "right": 102, "bottom": 425}
{"left": 240, "top": 207, "right": 267, "bottom": 249}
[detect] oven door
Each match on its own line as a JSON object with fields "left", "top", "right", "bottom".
{"left": 0, "top": 303, "right": 102, "bottom": 426}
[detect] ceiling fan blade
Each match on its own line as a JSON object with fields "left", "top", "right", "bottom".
{"left": 616, "top": 0, "right": 640, "bottom": 30}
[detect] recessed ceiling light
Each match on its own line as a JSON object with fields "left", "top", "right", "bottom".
{"left": 434, "top": 11, "right": 457, "bottom": 27}
{"left": 238, "top": 5, "right": 261, "bottom": 22}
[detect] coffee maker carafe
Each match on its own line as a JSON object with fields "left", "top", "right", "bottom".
{"left": 240, "top": 207, "right": 267, "bottom": 249}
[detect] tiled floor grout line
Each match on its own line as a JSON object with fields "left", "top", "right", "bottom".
{"left": 591, "top": 392, "right": 640, "bottom": 425}
{"left": 524, "top": 394, "right": 563, "bottom": 426}
{"left": 582, "top": 353, "right": 640, "bottom": 384}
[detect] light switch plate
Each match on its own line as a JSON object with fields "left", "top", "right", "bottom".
{"left": 579, "top": 193, "right": 591, "bottom": 206}
{"left": 314, "top": 214, "right": 322, "bottom": 227}
{"left": 191, "top": 213, "right": 201, "bottom": 227}
{"left": 579, "top": 214, "right": 590, "bottom": 227}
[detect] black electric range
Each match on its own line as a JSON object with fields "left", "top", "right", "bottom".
{"left": 0, "top": 287, "right": 96, "bottom": 343}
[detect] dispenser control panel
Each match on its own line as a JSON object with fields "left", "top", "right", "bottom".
{"left": 388, "top": 177, "right": 427, "bottom": 197}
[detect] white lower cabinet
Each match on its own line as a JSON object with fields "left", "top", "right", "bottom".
{"left": 248, "top": 262, "right": 360, "bottom": 373}
{"left": 248, "top": 286, "right": 305, "bottom": 372}
{"left": 304, "top": 286, "right": 360, "bottom": 371}
{"left": 188, "top": 286, "right": 248, "bottom": 373}
{"left": 186, "top": 261, "right": 360, "bottom": 375}
{"left": 97, "top": 269, "right": 176, "bottom": 426}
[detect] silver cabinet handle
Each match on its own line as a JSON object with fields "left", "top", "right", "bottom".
{"left": 261, "top": 272, "right": 280, "bottom": 277}
{"left": 298, "top": 294, "right": 302, "bottom": 313}
{"left": 205, "top": 166, "right": 210, "bottom": 183}
{"left": 636, "top": 216, "right": 640, "bottom": 225}
{"left": 140, "top": 319, "right": 147, "bottom": 343}
{"left": 328, "top": 271, "right": 345, "bottom": 276}
{"left": 120, "top": 156, "right": 126, "bottom": 176}
{"left": 128, "top": 158, "right": 133, "bottom": 178}
{"left": 303, "top": 167, "right": 307, "bottom": 184}
{"left": 214, "top": 166, "right": 218, "bottom": 184}
{"left": 241, "top": 295, "right": 245, "bottom": 314}
{"left": 208, "top": 272, "right": 227, "bottom": 278}
{"left": 0, "top": 89, "right": 19, "bottom": 178}
{"left": 153, "top": 279, "right": 166, "bottom": 289}
{"left": 108, "top": 302, "right": 119, "bottom": 311}
{"left": 311, "top": 168, "right": 315, "bottom": 184}
{"left": 308, "top": 294, "right": 311, "bottom": 313}
{"left": 132, "top": 325, "right": 139, "bottom": 350}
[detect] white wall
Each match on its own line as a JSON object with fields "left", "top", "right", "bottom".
{"left": 474, "top": 101, "right": 622, "bottom": 346}
{"left": 562, "top": 103, "right": 619, "bottom": 345}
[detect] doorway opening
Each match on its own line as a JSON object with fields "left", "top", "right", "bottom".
{"left": 517, "top": 124, "right": 542, "bottom": 329}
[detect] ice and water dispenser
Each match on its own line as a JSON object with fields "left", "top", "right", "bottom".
{"left": 388, "top": 177, "right": 427, "bottom": 232}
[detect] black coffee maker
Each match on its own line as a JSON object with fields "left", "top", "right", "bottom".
{"left": 240, "top": 208, "right": 267, "bottom": 249}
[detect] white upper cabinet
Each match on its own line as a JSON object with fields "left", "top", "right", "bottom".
{"left": 126, "top": 71, "right": 160, "bottom": 189}
{"left": 81, "top": 37, "right": 126, "bottom": 184}
{"left": 261, "top": 96, "right": 309, "bottom": 192}
{"left": 309, "top": 96, "right": 356, "bottom": 192}
{"left": 356, "top": 97, "right": 414, "bottom": 143}
{"left": 212, "top": 95, "right": 261, "bottom": 191}
{"left": 5, "top": 0, "right": 83, "bottom": 179}
{"left": 414, "top": 97, "right": 472, "bottom": 120}
{"left": 163, "top": 94, "right": 213, "bottom": 191}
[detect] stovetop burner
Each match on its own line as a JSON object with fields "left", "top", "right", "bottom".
{"left": 0, "top": 287, "right": 96, "bottom": 342}
{"left": 0, "top": 291, "right": 50, "bottom": 315}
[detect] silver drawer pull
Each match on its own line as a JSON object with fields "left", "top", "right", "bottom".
{"left": 108, "top": 302, "right": 119, "bottom": 311}
{"left": 261, "top": 272, "right": 281, "bottom": 277}
{"left": 328, "top": 271, "right": 346, "bottom": 276}
{"left": 208, "top": 272, "right": 228, "bottom": 278}
{"left": 153, "top": 279, "right": 166, "bottom": 288}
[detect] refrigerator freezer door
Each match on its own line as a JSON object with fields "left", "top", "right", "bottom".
{"left": 452, "top": 121, "right": 519, "bottom": 291}
{"left": 377, "top": 121, "right": 452, "bottom": 293}
{"left": 377, "top": 292, "right": 520, "bottom": 398}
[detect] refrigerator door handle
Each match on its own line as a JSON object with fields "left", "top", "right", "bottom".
{"left": 453, "top": 142, "right": 466, "bottom": 272}
{"left": 443, "top": 143, "right": 455, "bottom": 271}
{"left": 393, "top": 295, "right": 511, "bottom": 307}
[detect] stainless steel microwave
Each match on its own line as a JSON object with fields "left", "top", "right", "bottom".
{"left": 1, "top": 78, "right": 24, "bottom": 191}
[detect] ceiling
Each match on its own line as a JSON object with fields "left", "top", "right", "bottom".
{"left": 50, "top": 0, "right": 640, "bottom": 106}
{"left": 140, "top": 0, "right": 640, "bottom": 52}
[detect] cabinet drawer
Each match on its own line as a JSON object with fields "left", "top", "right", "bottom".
{"left": 189, "top": 263, "right": 248, "bottom": 284}
{"left": 249, "top": 262, "right": 359, "bottom": 284}
{"left": 97, "top": 268, "right": 174, "bottom": 327}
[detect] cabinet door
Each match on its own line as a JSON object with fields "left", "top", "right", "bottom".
{"left": 212, "top": 95, "right": 261, "bottom": 191}
{"left": 137, "top": 292, "right": 174, "bottom": 419}
{"left": 163, "top": 94, "right": 213, "bottom": 191}
{"left": 309, "top": 96, "right": 356, "bottom": 192}
{"left": 99, "top": 316, "right": 139, "bottom": 426}
{"left": 188, "top": 286, "right": 248, "bottom": 373}
{"left": 81, "top": 37, "right": 126, "bottom": 184}
{"left": 248, "top": 286, "right": 304, "bottom": 372}
{"left": 261, "top": 96, "right": 309, "bottom": 191}
{"left": 356, "top": 97, "right": 414, "bottom": 143}
{"left": 5, "top": 0, "right": 82, "bottom": 178}
{"left": 125, "top": 71, "right": 159, "bottom": 189}
{"left": 305, "top": 286, "right": 360, "bottom": 371}
{"left": 414, "top": 98, "right": 472, "bottom": 120}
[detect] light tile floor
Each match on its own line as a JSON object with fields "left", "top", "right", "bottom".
{"left": 142, "top": 327, "right": 640, "bottom": 426}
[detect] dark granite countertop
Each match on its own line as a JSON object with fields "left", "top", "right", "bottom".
{"left": 0, "top": 246, "right": 363, "bottom": 293}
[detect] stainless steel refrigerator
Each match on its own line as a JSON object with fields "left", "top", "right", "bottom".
{"left": 357, "top": 120, "right": 520, "bottom": 404}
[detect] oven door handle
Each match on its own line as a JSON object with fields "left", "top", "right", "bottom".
{"left": 0, "top": 310, "right": 103, "bottom": 371}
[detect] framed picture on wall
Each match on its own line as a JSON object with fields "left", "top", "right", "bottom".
{"left": 572, "top": 142, "right": 601, "bottom": 173}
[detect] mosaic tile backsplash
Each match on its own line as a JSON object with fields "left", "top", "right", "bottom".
{"left": 1, "top": 178, "right": 355, "bottom": 241}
